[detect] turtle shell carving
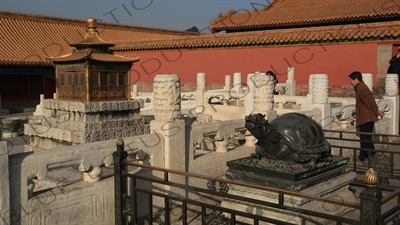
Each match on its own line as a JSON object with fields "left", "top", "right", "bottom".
{"left": 245, "top": 113, "right": 332, "bottom": 167}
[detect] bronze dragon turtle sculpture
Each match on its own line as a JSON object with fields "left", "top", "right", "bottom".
{"left": 245, "top": 113, "right": 333, "bottom": 169}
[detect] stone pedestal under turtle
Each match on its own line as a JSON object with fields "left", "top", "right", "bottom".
{"left": 245, "top": 113, "right": 332, "bottom": 168}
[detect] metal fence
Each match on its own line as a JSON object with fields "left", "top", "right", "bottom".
{"left": 113, "top": 130, "right": 400, "bottom": 225}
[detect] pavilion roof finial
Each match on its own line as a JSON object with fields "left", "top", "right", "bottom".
{"left": 69, "top": 17, "right": 115, "bottom": 49}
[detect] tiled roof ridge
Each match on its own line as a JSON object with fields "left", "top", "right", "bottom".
{"left": 113, "top": 21, "right": 400, "bottom": 52}
{"left": 0, "top": 10, "right": 199, "bottom": 36}
{"left": 209, "top": 0, "right": 400, "bottom": 31}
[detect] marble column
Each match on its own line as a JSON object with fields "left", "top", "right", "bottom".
{"left": 196, "top": 73, "right": 206, "bottom": 113}
{"left": 362, "top": 73, "right": 373, "bottom": 92}
{"left": 311, "top": 74, "right": 328, "bottom": 104}
{"left": 150, "top": 74, "right": 185, "bottom": 205}
{"left": 153, "top": 74, "right": 181, "bottom": 121}
{"left": 224, "top": 75, "right": 231, "bottom": 90}
{"left": 384, "top": 73, "right": 399, "bottom": 135}
{"left": 245, "top": 73, "right": 255, "bottom": 115}
{"left": 385, "top": 73, "right": 399, "bottom": 97}
{"left": 251, "top": 73, "right": 277, "bottom": 121}
{"left": 233, "top": 72, "right": 243, "bottom": 94}
{"left": 287, "top": 67, "right": 296, "bottom": 96}
{"left": 309, "top": 74, "right": 331, "bottom": 131}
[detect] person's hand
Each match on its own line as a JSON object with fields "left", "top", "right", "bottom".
{"left": 397, "top": 53, "right": 400, "bottom": 58}
{"left": 378, "top": 110, "right": 384, "bottom": 117}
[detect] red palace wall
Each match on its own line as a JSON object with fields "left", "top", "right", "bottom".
{"left": 119, "top": 42, "right": 381, "bottom": 91}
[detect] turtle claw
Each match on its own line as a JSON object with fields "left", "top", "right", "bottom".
{"left": 302, "top": 158, "right": 317, "bottom": 170}
{"left": 320, "top": 155, "right": 333, "bottom": 163}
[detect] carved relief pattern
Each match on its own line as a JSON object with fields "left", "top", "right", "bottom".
{"left": 385, "top": 74, "right": 399, "bottom": 96}
{"left": 371, "top": 153, "right": 391, "bottom": 184}
{"left": 361, "top": 200, "right": 373, "bottom": 221}
{"left": 153, "top": 74, "right": 181, "bottom": 121}
{"left": 216, "top": 124, "right": 236, "bottom": 140}
{"left": 362, "top": 73, "right": 373, "bottom": 91}
{"left": 246, "top": 205, "right": 263, "bottom": 216}
{"left": 311, "top": 74, "right": 328, "bottom": 104}
{"left": 252, "top": 74, "right": 274, "bottom": 110}
{"left": 308, "top": 75, "right": 315, "bottom": 95}
{"left": 28, "top": 99, "right": 148, "bottom": 144}
{"left": 197, "top": 73, "right": 206, "bottom": 90}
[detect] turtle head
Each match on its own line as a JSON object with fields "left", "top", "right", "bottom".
{"left": 245, "top": 113, "right": 271, "bottom": 139}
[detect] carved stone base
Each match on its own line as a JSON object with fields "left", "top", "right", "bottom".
{"left": 225, "top": 155, "right": 350, "bottom": 191}
{"left": 221, "top": 172, "right": 357, "bottom": 225}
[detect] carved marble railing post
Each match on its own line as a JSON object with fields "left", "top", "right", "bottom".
{"left": 153, "top": 74, "right": 181, "bottom": 121}
{"left": 196, "top": 73, "right": 206, "bottom": 113}
{"left": 150, "top": 74, "right": 186, "bottom": 204}
{"left": 311, "top": 74, "right": 328, "bottom": 104}
{"left": 384, "top": 74, "right": 399, "bottom": 134}
{"left": 214, "top": 123, "right": 235, "bottom": 153}
{"left": 306, "top": 74, "right": 315, "bottom": 110}
{"left": 250, "top": 73, "right": 277, "bottom": 121}
{"left": 33, "top": 94, "right": 45, "bottom": 116}
{"left": 287, "top": 67, "right": 296, "bottom": 96}
{"left": 224, "top": 75, "right": 231, "bottom": 90}
{"left": 360, "top": 168, "right": 382, "bottom": 225}
{"left": 308, "top": 74, "right": 331, "bottom": 130}
{"left": 233, "top": 72, "right": 243, "bottom": 94}
{"left": 385, "top": 74, "right": 399, "bottom": 97}
{"left": 245, "top": 73, "right": 255, "bottom": 115}
{"left": 233, "top": 72, "right": 243, "bottom": 106}
{"left": 0, "top": 141, "right": 10, "bottom": 225}
{"left": 362, "top": 73, "right": 373, "bottom": 92}
{"left": 82, "top": 166, "right": 103, "bottom": 182}
{"left": 131, "top": 84, "right": 138, "bottom": 99}
{"left": 244, "top": 130, "right": 257, "bottom": 147}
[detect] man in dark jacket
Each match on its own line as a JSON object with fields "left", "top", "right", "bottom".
{"left": 349, "top": 71, "right": 383, "bottom": 162}
{"left": 387, "top": 50, "right": 400, "bottom": 79}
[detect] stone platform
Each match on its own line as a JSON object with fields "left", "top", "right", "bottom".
{"left": 221, "top": 172, "right": 357, "bottom": 224}
{"left": 24, "top": 99, "right": 150, "bottom": 149}
{"left": 221, "top": 156, "right": 357, "bottom": 224}
{"left": 225, "top": 155, "right": 350, "bottom": 191}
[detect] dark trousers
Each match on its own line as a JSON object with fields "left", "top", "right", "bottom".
{"left": 358, "top": 121, "right": 376, "bottom": 160}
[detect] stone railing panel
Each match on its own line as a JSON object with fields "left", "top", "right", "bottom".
{"left": 7, "top": 134, "right": 163, "bottom": 225}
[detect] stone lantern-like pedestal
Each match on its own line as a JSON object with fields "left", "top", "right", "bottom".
{"left": 25, "top": 18, "right": 148, "bottom": 150}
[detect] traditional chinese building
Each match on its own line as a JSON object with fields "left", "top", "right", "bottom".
{"left": 113, "top": 0, "right": 400, "bottom": 95}
{"left": 0, "top": 11, "right": 197, "bottom": 107}
{"left": 2, "top": 0, "right": 400, "bottom": 105}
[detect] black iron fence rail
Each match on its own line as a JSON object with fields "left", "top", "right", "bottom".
{"left": 324, "top": 129, "right": 400, "bottom": 183}
{"left": 114, "top": 128, "right": 400, "bottom": 225}
{"left": 123, "top": 163, "right": 360, "bottom": 225}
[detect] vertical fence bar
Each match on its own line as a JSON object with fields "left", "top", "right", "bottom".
{"left": 182, "top": 202, "right": 187, "bottom": 225}
{"left": 391, "top": 153, "right": 394, "bottom": 177}
{"left": 231, "top": 214, "right": 236, "bottom": 225}
{"left": 164, "top": 172, "right": 170, "bottom": 225}
{"left": 201, "top": 207, "right": 206, "bottom": 225}
{"left": 148, "top": 194, "right": 153, "bottom": 224}
{"left": 132, "top": 178, "right": 137, "bottom": 224}
{"left": 113, "top": 138, "right": 128, "bottom": 225}
{"left": 278, "top": 193, "right": 284, "bottom": 206}
{"left": 339, "top": 131, "right": 343, "bottom": 156}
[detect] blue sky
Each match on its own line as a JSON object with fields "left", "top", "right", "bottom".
{"left": 0, "top": 0, "right": 271, "bottom": 31}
